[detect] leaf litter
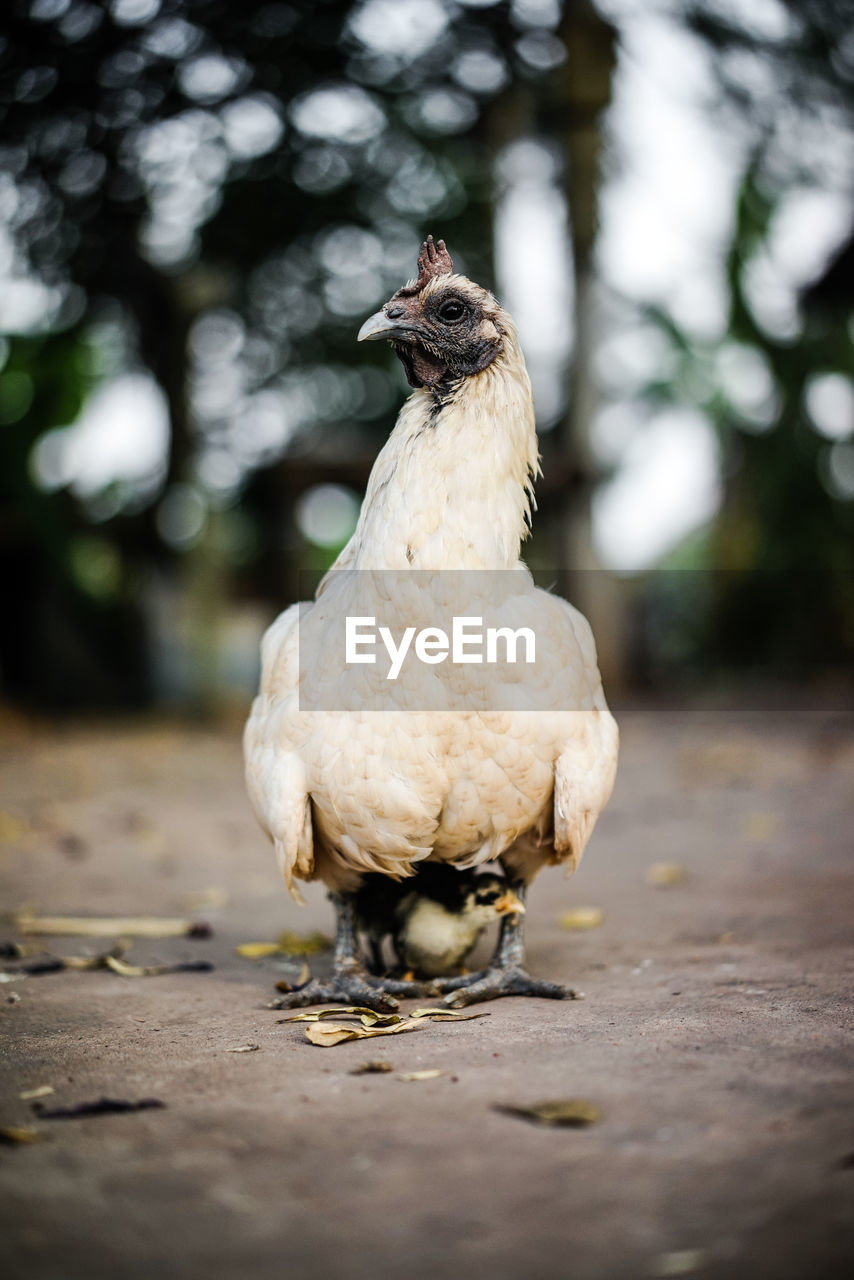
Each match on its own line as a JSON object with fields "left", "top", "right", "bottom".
{"left": 15, "top": 912, "right": 211, "bottom": 939}
{"left": 493, "top": 1098, "right": 602, "bottom": 1127}
{"left": 33, "top": 1097, "right": 165, "bottom": 1120}
{"left": 279, "top": 1006, "right": 403, "bottom": 1027}
{"left": 645, "top": 863, "right": 688, "bottom": 888}
{"left": 237, "top": 931, "right": 331, "bottom": 959}
{"left": 283, "top": 1004, "right": 492, "bottom": 1046}
{"left": 273, "top": 961, "right": 311, "bottom": 994}
{"left": 305, "top": 1020, "right": 425, "bottom": 1047}
{"left": 1, "top": 941, "right": 213, "bottom": 980}
{"left": 558, "top": 907, "right": 605, "bottom": 931}
{"left": 103, "top": 955, "right": 212, "bottom": 978}
{"left": 0, "top": 1126, "right": 44, "bottom": 1145}
{"left": 410, "top": 1008, "right": 491, "bottom": 1022}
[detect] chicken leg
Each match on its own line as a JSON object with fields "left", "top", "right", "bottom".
{"left": 270, "top": 892, "right": 433, "bottom": 1014}
{"left": 431, "top": 884, "right": 572, "bottom": 1008}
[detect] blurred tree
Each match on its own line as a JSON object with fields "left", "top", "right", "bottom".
{"left": 636, "top": 0, "right": 854, "bottom": 679}
{"left": 0, "top": 327, "right": 150, "bottom": 704}
{"left": 6, "top": 0, "right": 851, "bottom": 708}
{"left": 0, "top": 0, "right": 584, "bottom": 708}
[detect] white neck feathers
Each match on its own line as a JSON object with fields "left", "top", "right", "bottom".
{"left": 343, "top": 327, "right": 539, "bottom": 572}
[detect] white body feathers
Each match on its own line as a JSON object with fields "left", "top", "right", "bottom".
{"left": 244, "top": 295, "right": 618, "bottom": 898}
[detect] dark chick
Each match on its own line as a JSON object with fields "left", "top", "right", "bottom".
{"left": 355, "top": 865, "right": 525, "bottom": 979}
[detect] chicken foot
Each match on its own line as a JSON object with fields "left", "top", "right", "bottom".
{"left": 271, "top": 893, "right": 433, "bottom": 1014}
{"left": 431, "top": 884, "right": 570, "bottom": 1008}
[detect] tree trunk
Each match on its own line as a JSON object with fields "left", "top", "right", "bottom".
{"left": 550, "top": 2, "right": 625, "bottom": 691}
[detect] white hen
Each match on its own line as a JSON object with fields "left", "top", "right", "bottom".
{"left": 244, "top": 236, "right": 618, "bottom": 1010}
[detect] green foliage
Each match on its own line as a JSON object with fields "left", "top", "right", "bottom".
{"left": 635, "top": 1, "right": 854, "bottom": 677}
{"left": 0, "top": 0, "right": 570, "bottom": 706}
{"left": 0, "top": 327, "right": 150, "bottom": 705}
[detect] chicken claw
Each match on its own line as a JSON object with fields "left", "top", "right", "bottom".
{"left": 270, "top": 967, "right": 399, "bottom": 1014}
{"left": 429, "top": 882, "right": 573, "bottom": 1007}
{"left": 436, "top": 966, "right": 570, "bottom": 1008}
{"left": 269, "top": 893, "right": 434, "bottom": 1013}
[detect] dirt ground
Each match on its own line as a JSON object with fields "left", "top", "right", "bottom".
{"left": 0, "top": 704, "right": 852, "bottom": 1280}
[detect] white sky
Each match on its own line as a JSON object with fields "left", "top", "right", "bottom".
{"left": 490, "top": 11, "right": 735, "bottom": 568}
{"left": 588, "top": 11, "right": 736, "bottom": 568}
{"left": 32, "top": 373, "right": 169, "bottom": 497}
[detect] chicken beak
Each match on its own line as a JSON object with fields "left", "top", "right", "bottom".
{"left": 357, "top": 310, "right": 405, "bottom": 343}
{"left": 494, "top": 890, "right": 525, "bottom": 917}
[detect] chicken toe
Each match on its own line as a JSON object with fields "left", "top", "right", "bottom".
{"left": 270, "top": 891, "right": 435, "bottom": 1012}
{"left": 271, "top": 968, "right": 399, "bottom": 1014}
{"left": 429, "top": 882, "right": 572, "bottom": 1006}
{"left": 439, "top": 965, "right": 570, "bottom": 1008}
{"left": 270, "top": 966, "right": 436, "bottom": 1012}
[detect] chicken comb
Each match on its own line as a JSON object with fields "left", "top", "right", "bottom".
{"left": 396, "top": 235, "right": 454, "bottom": 297}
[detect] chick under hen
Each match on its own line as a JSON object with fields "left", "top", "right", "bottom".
{"left": 355, "top": 865, "right": 526, "bottom": 980}
{"left": 244, "top": 236, "right": 619, "bottom": 1011}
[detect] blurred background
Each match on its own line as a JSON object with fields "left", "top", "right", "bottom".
{"left": 1, "top": 0, "right": 853, "bottom": 714}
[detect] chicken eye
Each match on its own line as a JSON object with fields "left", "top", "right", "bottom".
{"left": 437, "top": 299, "right": 467, "bottom": 324}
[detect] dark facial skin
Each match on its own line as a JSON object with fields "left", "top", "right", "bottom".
{"left": 383, "top": 285, "right": 504, "bottom": 390}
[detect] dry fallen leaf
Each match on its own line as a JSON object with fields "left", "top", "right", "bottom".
{"left": 237, "top": 942, "right": 283, "bottom": 959}
{"left": 397, "top": 1069, "right": 446, "bottom": 1082}
{"left": 277, "top": 930, "right": 332, "bottom": 956}
{"left": 280, "top": 1006, "right": 392, "bottom": 1024}
{"left": 62, "top": 954, "right": 113, "bottom": 971}
{"left": 33, "top": 1096, "right": 165, "bottom": 1119}
{"left": 104, "top": 956, "right": 213, "bottom": 978}
{"left": 645, "top": 863, "right": 688, "bottom": 888}
{"left": 410, "top": 1007, "right": 491, "bottom": 1022}
{"left": 226, "top": 1044, "right": 260, "bottom": 1053}
{"left": 16, "top": 913, "right": 211, "bottom": 939}
{"left": 104, "top": 956, "right": 158, "bottom": 977}
{"left": 429, "top": 1012, "right": 492, "bottom": 1022}
{"left": 0, "top": 1125, "right": 44, "bottom": 1144}
{"left": 2, "top": 941, "right": 211, "bottom": 980}
{"left": 349, "top": 1061, "right": 393, "bottom": 1075}
{"left": 304, "top": 1020, "right": 425, "bottom": 1047}
{"left": 273, "top": 960, "right": 311, "bottom": 993}
{"left": 19, "top": 1085, "right": 54, "bottom": 1101}
{"left": 7, "top": 957, "right": 64, "bottom": 976}
{"left": 649, "top": 1249, "right": 709, "bottom": 1277}
{"left": 304, "top": 1024, "right": 363, "bottom": 1046}
{"left": 493, "top": 1098, "right": 602, "bottom": 1127}
{"left": 286, "top": 1006, "right": 489, "bottom": 1031}
{"left": 558, "top": 907, "right": 605, "bottom": 931}
{"left": 361, "top": 1011, "right": 404, "bottom": 1027}
{"left": 237, "top": 931, "right": 331, "bottom": 959}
